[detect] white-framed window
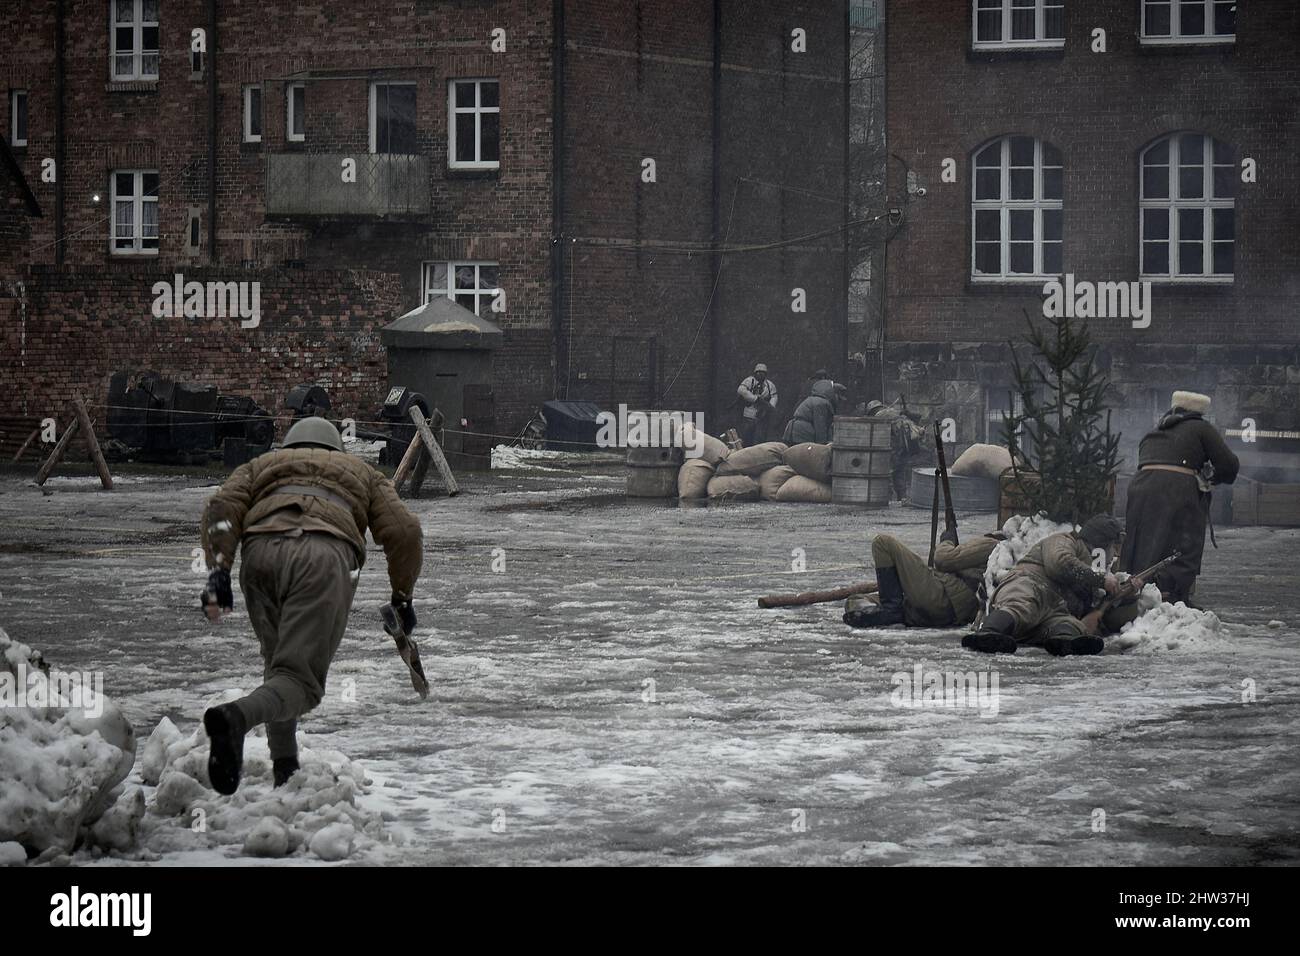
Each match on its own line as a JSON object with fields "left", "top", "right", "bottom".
{"left": 973, "top": 0, "right": 1065, "bottom": 49}
{"left": 286, "top": 83, "right": 305, "bottom": 142}
{"left": 1141, "top": 0, "right": 1235, "bottom": 44}
{"left": 243, "top": 85, "right": 262, "bottom": 143}
{"left": 111, "top": 169, "right": 159, "bottom": 255}
{"left": 111, "top": 0, "right": 159, "bottom": 81}
{"left": 1140, "top": 133, "right": 1234, "bottom": 281}
{"left": 448, "top": 79, "right": 500, "bottom": 169}
{"left": 370, "top": 82, "right": 417, "bottom": 154}
{"left": 423, "top": 261, "right": 501, "bottom": 315}
{"left": 972, "top": 135, "right": 1063, "bottom": 280}
{"left": 9, "top": 90, "right": 27, "bottom": 147}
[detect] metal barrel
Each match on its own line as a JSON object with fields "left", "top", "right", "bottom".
{"left": 907, "top": 467, "right": 1001, "bottom": 512}
{"left": 830, "top": 417, "right": 893, "bottom": 507}
{"left": 626, "top": 444, "right": 685, "bottom": 498}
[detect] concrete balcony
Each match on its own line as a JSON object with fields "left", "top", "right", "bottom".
{"left": 265, "top": 152, "right": 430, "bottom": 217}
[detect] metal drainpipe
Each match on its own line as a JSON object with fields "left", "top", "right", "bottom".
{"left": 708, "top": 0, "right": 722, "bottom": 427}
{"left": 54, "top": 0, "right": 65, "bottom": 265}
{"left": 207, "top": 0, "right": 218, "bottom": 261}
{"left": 551, "top": 0, "right": 566, "bottom": 399}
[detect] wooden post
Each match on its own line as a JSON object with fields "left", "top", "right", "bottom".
{"left": 409, "top": 445, "right": 431, "bottom": 497}
{"left": 758, "top": 581, "right": 878, "bottom": 609}
{"left": 409, "top": 406, "right": 459, "bottom": 496}
{"left": 391, "top": 432, "right": 424, "bottom": 492}
{"left": 11, "top": 427, "right": 40, "bottom": 463}
{"left": 73, "top": 394, "right": 113, "bottom": 490}
{"left": 34, "top": 417, "right": 80, "bottom": 486}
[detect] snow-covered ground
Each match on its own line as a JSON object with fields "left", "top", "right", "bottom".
{"left": 1, "top": 466, "right": 1298, "bottom": 865}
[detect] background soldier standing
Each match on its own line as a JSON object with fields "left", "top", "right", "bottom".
{"left": 845, "top": 530, "right": 1004, "bottom": 629}
{"left": 736, "top": 363, "right": 779, "bottom": 445}
{"left": 198, "top": 417, "right": 423, "bottom": 794}
{"left": 1121, "top": 390, "right": 1239, "bottom": 607}
{"left": 964, "top": 515, "right": 1124, "bottom": 657}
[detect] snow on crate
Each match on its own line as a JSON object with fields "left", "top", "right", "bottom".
{"left": 133, "top": 698, "right": 391, "bottom": 863}
{"left": 0, "top": 628, "right": 138, "bottom": 861}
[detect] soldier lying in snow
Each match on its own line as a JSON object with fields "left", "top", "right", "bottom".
{"left": 963, "top": 515, "right": 1138, "bottom": 657}
{"left": 844, "top": 530, "right": 1004, "bottom": 629}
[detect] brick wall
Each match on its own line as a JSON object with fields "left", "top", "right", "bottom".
{"left": 884, "top": 0, "right": 1300, "bottom": 463}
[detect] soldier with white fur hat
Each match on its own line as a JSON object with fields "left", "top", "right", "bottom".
{"left": 1120, "top": 390, "right": 1239, "bottom": 606}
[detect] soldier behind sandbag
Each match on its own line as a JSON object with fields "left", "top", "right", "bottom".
{"left": 963, "top": 515, "right": 1125, "bottom": 657}
{"left": 844, "top": 528, "right": 1006, "bottom": 630}
{"left": 198, "top": 416, "right": 423, "bottom": 794}
{"left": 1120, "top": 390, "right": 1238, "bottom": 608}
{"left": 736, "top": 363, "right": 779, "bottom": 445}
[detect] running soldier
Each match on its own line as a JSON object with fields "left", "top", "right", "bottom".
{"left": 198, "top": 416, "right": 423, "bottom": 794}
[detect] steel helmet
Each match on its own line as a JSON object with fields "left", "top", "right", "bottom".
{"left": 283, "top": 416, "right": 343, "bottom": 452}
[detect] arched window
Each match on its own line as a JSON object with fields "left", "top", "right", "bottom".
{"left": 973, "top": 0, "right": 1065, "bottom": 49}
{"left": 972, "top": 135, "right": 1063, "bottom": 280}
{"left": 1140, "top": 133, "right": 1234, "bottom": 280}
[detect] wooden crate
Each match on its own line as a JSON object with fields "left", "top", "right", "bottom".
{"left": 1232, "top": 476, "right": 1300, "bottom": 527}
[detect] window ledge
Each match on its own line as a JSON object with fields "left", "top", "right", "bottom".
{"left": 1142, "top": 277, "right": 1235, "bottom": 288}
{"left": 1139, "top": 36, "right": 1236, "bottom": 48}
{"left": 106, "top": 80, "right": 158, "bottom": 92}
{"left": 445, "top": 165, "right": 500, "bottom": 180}
{"left": 968, "top": 43, "right": 1065, "bottom": 63}
{"left": 969, "top": 276, "right": 1056, "bottom": 289}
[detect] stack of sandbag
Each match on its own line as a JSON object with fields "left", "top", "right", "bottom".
{"left": 672, "top": 435, "right": 834, "bottom": 503}
{"left": 950, "top": 443, "right": 1015, "bottom": 480}
{"left": 771, "top": 441, "right": 833, "bottom": 501}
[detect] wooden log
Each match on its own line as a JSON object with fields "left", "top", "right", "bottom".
{"left": 73, "top": 394, "right": 113, "bottom": 490}
{"left": 34, "top": 416, "right": 80, "bottom": 486}
{"left": 409, "top": 406, "right": 459, "bottom": 497}
{"left": 409, "top": 445, "right": 431, "bottom": 497}
{"left": 11, "top": 427, "right": 40, "bottom": 463}
{"left": 758, "top": 581, "right": 878, "bottom": 609}
{"left": 391, "top": 432, "right": 424, "bottom": 492}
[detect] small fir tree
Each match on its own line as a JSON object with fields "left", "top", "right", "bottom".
{"left": 1000, "top": 312, "right": 1121, "bottom": 524}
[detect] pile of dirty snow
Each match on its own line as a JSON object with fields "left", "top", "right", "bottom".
{"left": 492, "top": 444, "right": 572, "bottom": 471}
{"left": 983, "top": 513, "right": 1076, "bottom": 596}
{"left": 0, "top": 628, "right": 138, "bottom": 861}
{"left": 1108, "top": 600, "right": 1229, "bottom": 654}
{"left": 131, "top": 694, "right": 391, "bottom": 863}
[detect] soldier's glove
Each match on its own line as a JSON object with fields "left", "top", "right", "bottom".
{"left": 200, "top": 568, "right": 234, "bottom": 614}
{"left": 387, "top": 591, "right": 417, "bottom": 636}
{"left": 940, "top": 527, "right": 959, "bottom": 546}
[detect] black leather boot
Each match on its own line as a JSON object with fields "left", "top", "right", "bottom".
{"left": 843, "top": 566, "right": 905, "bottom": 628}
{"left": 1043, "top": 633, "right": 1105, "bottom": 656}
{"left": 203, "top": 703, "right": 248, "bottom": 796}
{"left": 961, "top": 609, "right": 1019, "bottom": 654}
{"left": 273, "top": 757, "right": 300, "bottom": 788}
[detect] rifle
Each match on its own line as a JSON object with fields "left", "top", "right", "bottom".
{"left": 928, "top": 420, "right": 958, "bottom": 565}
{"left": 1081, "top": 551, "right": 1181, "bottom": 636}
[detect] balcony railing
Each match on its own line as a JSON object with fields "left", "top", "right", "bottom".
{"left": 265, "top": 152, "right": 430, "bottom": 217}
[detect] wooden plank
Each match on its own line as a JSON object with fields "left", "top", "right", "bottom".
{"left": 409, "top": 446, "right": 431, "bottom": 497}
{"left": 11, "top": 427, "right": 40, "bottom": 463}
{"left": 409, "top": 406, "right": 459, "bottom": 497}
{"left": 758, "top": 581, "right": 878, "bottom": 609}
{"left": 73, "top": 393, "right": 114, "bottom": 490}
{"left": 34, "top": 416, "right": 80, "bottom": 486}
{"left": 391, "top": 432, "right": 424, "bottom": 493}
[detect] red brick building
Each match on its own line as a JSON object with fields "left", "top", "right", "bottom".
{"left": 1, "top": 1, "right": 852, "bottom": 454}
{"left": 883, "top": 0, "right": 1300, "bottom": 466}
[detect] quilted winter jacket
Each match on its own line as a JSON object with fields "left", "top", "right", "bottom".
{"left": 201, "top": 446, "right": 423, "bottom": 596}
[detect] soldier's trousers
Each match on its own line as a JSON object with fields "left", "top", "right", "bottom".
{"left": 234, "top": 531, "right": 358, "bottom": 760}
{"left": 872, "top": 534, "right": 979, "bottom": 627}
{"left": 988, "top": 574, "right": 1084, "bottom": 645}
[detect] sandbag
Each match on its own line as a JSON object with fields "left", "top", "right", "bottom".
{"left": 707, "top": 475, "right": 761, "bottom": 501}
{"left": 677, "top": 458, "right": 715, "bottom": 499}
{"left": 715, "top": 441, "right": 788, "bottom": 478}
{"left": 775, "top": 475, "right": 832, "bottom": 503}
{"left": 758, "top": 465, "right": 797, "bottom": 500}
{"left": 678, "top": 422, "right": 730, "bottom": 466}
{"left": 782, "top": 442, "right": 832, "bottom": 483}
{"left": 950, "top": 443, "right": 1014, "bottom": 480}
